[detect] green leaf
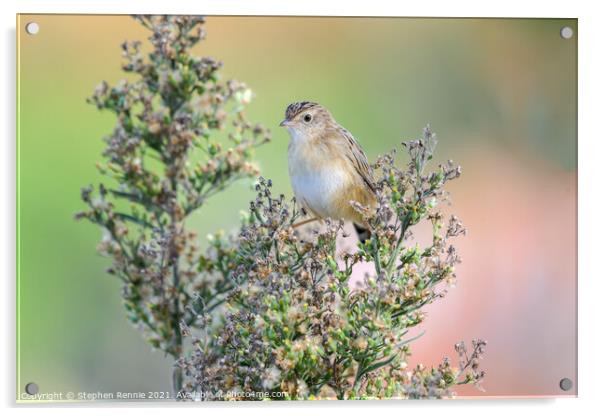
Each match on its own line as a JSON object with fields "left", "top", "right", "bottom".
{"left": 359, "top": 353, "right": 398, "bottom": 379}
{"left": 114, "top": 212, "right": 154, "bottom": 229}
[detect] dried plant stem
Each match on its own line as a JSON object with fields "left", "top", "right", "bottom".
{"left": 385, "top": 216, "right": 411, "bottom": 278}
{"left": 292, "top": 217, "right": 320, "bottom": 228}
{"left": 171, "top": 234, "right": 183, "bottom": 393}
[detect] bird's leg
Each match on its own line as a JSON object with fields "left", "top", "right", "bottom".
{"left": 292, "top": 217, "right": 320, "bottom": 228}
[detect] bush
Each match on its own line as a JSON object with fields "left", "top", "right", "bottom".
{"left": 78, "top": 15, "right": 486, "bottom": 400}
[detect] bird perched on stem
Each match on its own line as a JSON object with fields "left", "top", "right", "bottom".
{"left": 280, "top": 101, "right": 377, "bottom": 243}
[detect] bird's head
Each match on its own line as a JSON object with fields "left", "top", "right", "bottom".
{"left": 279, "top": 101, "right": 333, "bottom": 139}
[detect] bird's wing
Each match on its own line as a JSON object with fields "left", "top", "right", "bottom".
{"left": 337, "top": 127, "right": 377, "bottom": 194}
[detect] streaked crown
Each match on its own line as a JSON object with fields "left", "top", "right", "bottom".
{"left": 284, "top": 101, "right": 319, "bottom": 121}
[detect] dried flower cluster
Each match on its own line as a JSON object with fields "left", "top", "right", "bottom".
{"left": 177, "top": 126, "right": 486, "bottom": 400}
{"left": 79, "top": 15, "right": 485, "bottom": 400}
{"left": 77, "top": 16, "right": 269, "bottom": 392}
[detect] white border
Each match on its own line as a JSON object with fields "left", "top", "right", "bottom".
{"left": 3, "top": 1, "right": 600, "bottom": 415}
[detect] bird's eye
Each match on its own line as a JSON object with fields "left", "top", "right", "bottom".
{"left": 303, "top": 113, "right": 312, "bottom": 123}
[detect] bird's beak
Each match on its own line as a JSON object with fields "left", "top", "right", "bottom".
{"left": 279, "top": 119, "right": 290, "bottom": 127}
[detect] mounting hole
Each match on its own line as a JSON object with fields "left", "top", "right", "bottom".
{"left": 25, "top": 22, "right": 39, "bottom": 35}
{"left": 559, "top": 378, "right": 573, "bottom": 391}
{"left": 25, "top": 382, "right": 39, "bottom": 395}
{"left": 560, "top": 26, "right": 573, "bottom": 39}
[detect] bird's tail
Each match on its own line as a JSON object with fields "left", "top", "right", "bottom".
{"left": 353, "top": 223, "right": 371, "bottom": 244}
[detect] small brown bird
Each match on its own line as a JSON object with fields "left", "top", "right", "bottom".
{"left": 280, "top": 101, "right": 377, "bottom": 242}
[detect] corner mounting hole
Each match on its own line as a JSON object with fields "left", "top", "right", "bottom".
{"left": 559, "top": 378, "right": 573, "bottom": 391}
{"left": 25, "top": 382, "right": 39, "bottom": 395}
{"left": 25, "top": 22, "right": 39, "bottom": 35}
{"left": 560, "top": 26, "right": 573, "bottom": 39}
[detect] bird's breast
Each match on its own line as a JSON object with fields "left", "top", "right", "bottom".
{"left": 288, "top": 140, "right": 354, "bottom": 219}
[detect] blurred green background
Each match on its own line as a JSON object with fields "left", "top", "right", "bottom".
{"left": 17, "top": 15, "right": 576, "bottom": 399}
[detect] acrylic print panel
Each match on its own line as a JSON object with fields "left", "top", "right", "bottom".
{"left": 16, "top": 15, "right": 577, "bottom": 402}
